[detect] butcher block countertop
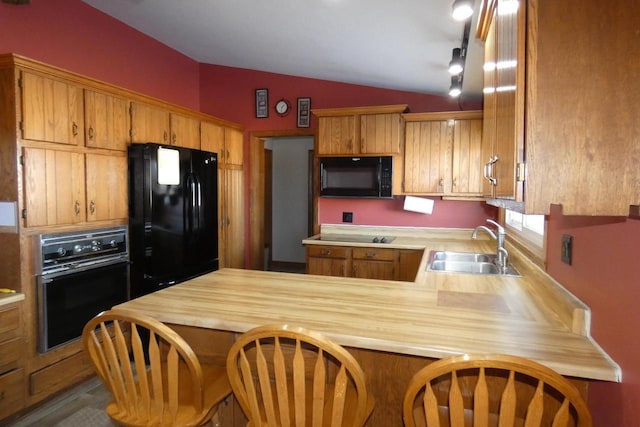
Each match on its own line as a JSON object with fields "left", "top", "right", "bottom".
{"left": 116, "top": 225, "right": 620, "bottom": 383}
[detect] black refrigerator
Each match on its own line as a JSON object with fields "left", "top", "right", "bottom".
{"left": 128, "top": 143, "right": 218, "bottom": 298}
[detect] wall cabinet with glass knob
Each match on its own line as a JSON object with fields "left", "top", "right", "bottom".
{"left": 84, "top": 89, "right": 130, "bottom": 152}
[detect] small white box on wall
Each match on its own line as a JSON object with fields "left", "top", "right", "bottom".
{"left": 403, "top": 196, "right": 434, "bottom": 214}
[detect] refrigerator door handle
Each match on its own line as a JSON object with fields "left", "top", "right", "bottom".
{"left": 194, "top": 174, "right": 202, "bottom": 232}
{"left": 186, "top": 173, "right": 196, "bottom": 234}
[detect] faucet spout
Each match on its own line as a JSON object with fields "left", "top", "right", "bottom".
{"left": 471, "top": 219, "right": 508, "bottom": 268}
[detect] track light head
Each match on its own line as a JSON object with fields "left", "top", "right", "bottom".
{"left": 449, "top": 76, "right": 462, "bottom": 97}
{"left": 452, "top": 0, "right": 473, "bottom": 21}
{"left": 448, "top": 48, "right": 464, "bottom": 75}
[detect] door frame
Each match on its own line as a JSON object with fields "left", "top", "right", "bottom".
{"left": 249, "top": 129, "right": 316, "bottom": 270}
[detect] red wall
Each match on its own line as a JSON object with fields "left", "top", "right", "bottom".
{"left": 546, "top": 205, "right": 640, "bottom": 425}
{"left": 0, "top": 2, "right": 635, "bottom": 424}
{"left": 0, "top": 0, "right": 200, "bottom": 109}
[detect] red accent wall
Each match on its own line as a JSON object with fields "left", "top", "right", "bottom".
{"left": 546, "top": 205, "right": 640, "bottom": 425}
{"left": 0, "top": 0, "right": 200, "bottom": 109}
{"left": 319, "top": 198, "right": 497, "bottom": 228}
{"left": 0, "top": 2, "right": 635, "bottom": 424}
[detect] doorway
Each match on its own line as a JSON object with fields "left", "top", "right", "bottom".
{"left": 264, "top": 136, "right": 314, "bottom": 272}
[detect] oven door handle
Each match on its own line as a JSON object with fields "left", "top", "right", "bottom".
{"left": 143, "top": 274, "right": 177, "bottom": 288}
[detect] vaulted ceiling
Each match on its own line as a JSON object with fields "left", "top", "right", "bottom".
{"left": 82, "top": 0, "right": 484, "bottom": 100}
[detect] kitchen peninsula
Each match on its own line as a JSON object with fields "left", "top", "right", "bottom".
{"left": 115, "top": 226, "right": 620, "bottom": 426}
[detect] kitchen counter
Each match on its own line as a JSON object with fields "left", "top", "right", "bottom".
{"left": 116, "top": 226, "right": 620, "bottom": 383}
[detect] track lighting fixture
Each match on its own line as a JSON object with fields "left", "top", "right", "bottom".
{"left": 449, "top": 76, "right": 462, "bottom": 97}
{"left": 448, "top": 48, "right": 464, "bottom": 75}
{"left": 452, "top": 0, "right": 473, "bottom": 21}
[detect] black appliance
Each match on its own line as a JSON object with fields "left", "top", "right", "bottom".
{"left": 35, "top": 226, "right": 129, "bottom": 353}
{"left": 320, "top": 156, "right": 393, "bottom": 198}
{"left": 128, "top": 143, "right": 218, "bottom": 298}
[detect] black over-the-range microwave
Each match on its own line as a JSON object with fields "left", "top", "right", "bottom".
{"left": 319, "top": 156, "right": 393, "bottom": 198}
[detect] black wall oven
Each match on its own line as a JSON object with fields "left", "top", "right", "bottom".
{"left": 35, "top": 226, "right": 129, "bottom": 353}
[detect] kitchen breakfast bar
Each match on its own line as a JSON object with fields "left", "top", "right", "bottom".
{"left": 114, "top": 230, "right": 620, "bottom": 426}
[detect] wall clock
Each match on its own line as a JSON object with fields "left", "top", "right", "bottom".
{"left": 275, "top": 99, "right": 291, "bottom": 117}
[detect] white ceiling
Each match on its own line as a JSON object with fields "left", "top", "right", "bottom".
{"left": 81, "top": 0, "right": 484, "bottom": 99}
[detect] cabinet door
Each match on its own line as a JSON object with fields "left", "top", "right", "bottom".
{"left": 397, "top": 250, "right": 423, "bottom": 282}
{"left": 317, "top": 116, "right": 356, "bottom": 155}
{"left": 21, "top": 72, "right": 84, "bottom": 146}
{"left": 170, "top": 113, "right": 200, "bottom": 149}
{"left": 201, "top": 121, "right": 225, "bottom": 160}
{"left": 307, "top": 257, "right": 349, "bottom": 277}
{"left": 352, "top": 259, "right": 395, "bottom": 280}
{"left": 493, "top": 0, "right": 525, "bottom": 200}
{"left": 360, "top": 113, "right": 402, "bottom": 154}
{"left": 84, "top": 89, "right": 130, "bottom": 151}
{"left": 85, "top": 153, "right": 128, "bottom": 221}
{"left": 482, "top": 15, "right": 498, "bottom": 198}
{"left": 219, "top": 168, "right": 244, "bottom": 268}
{"left": 22, "top": 147, "right": 85, "bottom": 226}
{"left": 404, "top": 120, "right": 451, "bottom": 194}
{"left": 306, "top": 246, "right": 349, "bottom": 277}
{"left": 130, "top": 102, "right": 170, "bottom": 144}
{"left": 450, "top": 118, "right": 484, "bottom": 197}
{"left": 225, "top": 128, "right": 244, "bottom": 166}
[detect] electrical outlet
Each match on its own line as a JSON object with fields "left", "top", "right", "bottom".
{"left": 342, "top": 212, "right": 353, "bottom": 223}
{"left": 561, "top": 234, "right": 573, "bottom": 265}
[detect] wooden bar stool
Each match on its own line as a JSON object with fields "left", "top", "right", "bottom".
{"left": 82, "top": 309, "right": 232, "bottom": 427}
{"left": 226, "top": 323, "right": 375, "bottom": 426}
{"left": 403, "top": 353, "right": 592, "bottom": 427}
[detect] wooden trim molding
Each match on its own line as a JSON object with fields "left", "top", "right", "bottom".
{"left": 311, "top": 104, "right": 408, "bottom": 117}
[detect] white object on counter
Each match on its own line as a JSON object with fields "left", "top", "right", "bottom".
{"left": 403, "top": 196, "right": 434, "bottom": 214}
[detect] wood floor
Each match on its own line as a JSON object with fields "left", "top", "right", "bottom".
{"left": 7, "top": 377, "right": 115, "bottom": 427}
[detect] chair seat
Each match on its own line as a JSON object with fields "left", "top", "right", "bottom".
{"left": 107, "top": 362, "right": 230, "bottom": 427}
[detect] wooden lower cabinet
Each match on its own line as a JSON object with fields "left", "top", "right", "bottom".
{"left": 306, "top": 245, "right": 421, "bottom": 282}
{"left": 306, "top": 246, "right": 349, "bottom": 277}
{"left": 0, "top": 303, "right": 25, "bottom": 421}
{"left": 29, "top": 350, "right": 95, "bottom": 401}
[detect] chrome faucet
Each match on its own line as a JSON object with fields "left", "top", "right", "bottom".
{"left": 472, "top": 219, "right": 508, "bottom": 269}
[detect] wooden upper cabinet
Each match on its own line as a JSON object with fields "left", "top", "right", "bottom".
{"left": 360, "top": 113, "right": 403, "bottom": 155}
{"left": 85, "top": 153, "right": 128, "bottom": 221}
{"left": 476, "top": 0, "right": 638, "bottom": 215}
{"left": 403, "top": 111, "right": 483, "bottom": 197}
{"left": 170, "top": 113, "right": 200, "bottom": 149}
{"left": 201, "top": 122, "right": 243, "bottom": 166}
{"left": 316, "top": 115, "right": 356, "bottom": 155}
{"left": 201, "top": 121, "right": 225, "bottom": 159}
{"left": 313, "top": 105, "right": 407, "bottom": 156}
{"left": 224, "top": 127, "right": 244, "bottom": 166}
{"left": 403, "top": 117, "right": 452, "bottom": 195}
{"left": 22, "top": 147, "right": 85, "bottom": 226}
{"left": 84, "top": 89, "right": 130, "bottom": 151}
{"left": 130, "top": 101, "right": 170, "bottom": 144}
{"left": 451, "top": 117, "right": 484, "bottom": 197}
{"left": 477, "top": 0, "right": 524, "bottom": 202}
{"left": 524, "top": 0, "right": 639, "bottom": 215}
{"left": 20, "top": 71, "right": 84, "bottom": 146}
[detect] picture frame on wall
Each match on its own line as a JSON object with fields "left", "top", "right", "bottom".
{"left": 297, "top": 97, "right": 311, "bottom": 128}
{"left": 255, "top": 88, "right": 269, "bottom": 118}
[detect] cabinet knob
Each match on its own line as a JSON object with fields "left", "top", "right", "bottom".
{"left": 74, "top": 200, "right": 81, "bottom": 215}
{"left": 172, "top": 132, "right": 177, "bottom": 145}
{"left": 89, "top": 200, "right": 96, "bottom": 214}
{"left": 163, "top": 131, "right": 168, "bottom": 142}
{"left": 365, "top": 250, "right": 376, "bottom": 258}
{"left": 88, "top": 127, "right": 94, "bottom": 140}
{"left": 72, "top": 122, "right": 78, "bottom": 136}
{"left": 321, "top": 249, "right": 331, "bottom": 256}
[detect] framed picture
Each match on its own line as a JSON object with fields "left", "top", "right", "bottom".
{"left": 297, "top": 97, "right": 311, "bottom": 128}
{"left": 255, "top": 88, "right": 269, "bottom": 118}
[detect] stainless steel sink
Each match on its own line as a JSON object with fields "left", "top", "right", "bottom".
{"left": 426, "top": 251, "right": 520, "bottom": 277}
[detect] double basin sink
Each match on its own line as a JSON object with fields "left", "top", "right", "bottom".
{"left": 427, "top": 251, "right": 520, "bottom": 277}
